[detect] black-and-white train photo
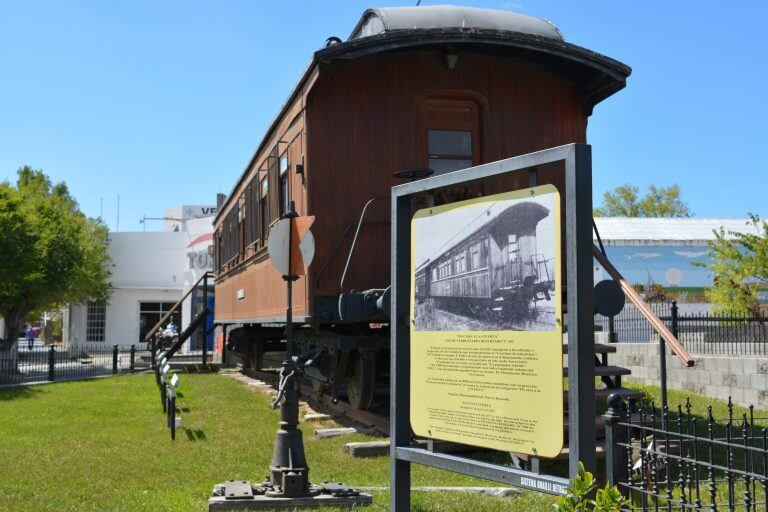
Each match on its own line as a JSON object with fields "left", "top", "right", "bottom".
{"left": 413, "top": 192, "right": 557, "bottom": 331}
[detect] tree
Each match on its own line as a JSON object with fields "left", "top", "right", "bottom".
{"left": 0, "top": 167, "right": 112, "bottom": 345}
{"left": 594, "top": 183, "right": 691, "bottom": 217}
{"left": 696, "top": 214, "right": 768, "bottom": 316}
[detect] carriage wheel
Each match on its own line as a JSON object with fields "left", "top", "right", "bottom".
{"left": 347, "top": 351, "right": 376, "bottom": 410}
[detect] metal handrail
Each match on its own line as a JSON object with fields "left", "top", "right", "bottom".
{"left": 339, "top": 197, "right": 389, "bottom": 292}
{"left": 144, "top": 271, "right": 214, "bottom": 342}
{"left": 593, "top": 244, "right": 695, "bottom": 367}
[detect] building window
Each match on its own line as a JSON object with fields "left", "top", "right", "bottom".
{"left": 86, "top": 301, "right": 106, "bottom": 342}
{"left": 138, "top": 301, "right": 181, "bottom": 343}
{"left": 260, "top": 178, "right": 270, "bottom": 240}
{"left": 279, "top": 154, "right": 290, "bottom": 215}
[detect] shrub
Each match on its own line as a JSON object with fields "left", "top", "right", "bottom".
{"left": 553, "top": 462, "right": 632, "bottom": 512}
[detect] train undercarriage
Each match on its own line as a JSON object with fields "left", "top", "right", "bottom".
{"left": 225, "top": 289, "right": 390, "bottom": 411}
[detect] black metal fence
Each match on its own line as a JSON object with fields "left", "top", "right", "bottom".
{"left": 595, "top": 301, "right": 768, "bottom": 356}
{"left": 605, "top": 395, "right": 768, "bottom": 511}
{"left": 595, "top": 302, "right": 672, "bottom": 343}
{"left": 0, "top": 343, "right": 153, "bottom": 386}
{"left": 671, "top": 313, "right": 768, "bottom": 357}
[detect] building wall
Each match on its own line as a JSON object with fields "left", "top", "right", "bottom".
{"left": 611, "top": 343, "right": 768, "bottom": 410}
{"left": 69, "top": 288, "right": 182, "bottom": 348}
{"left": 68, "top": 231, "right": 188, "bottom": 347}
{"left": 109, "top": 232, "right": 188, "bottom": 289}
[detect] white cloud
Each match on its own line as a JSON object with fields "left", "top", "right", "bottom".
{"left": 674, "top": 250, "right": 709, "bottom": 259}
{"left": 623, "top": 252, "right": 663, "bottom": 261}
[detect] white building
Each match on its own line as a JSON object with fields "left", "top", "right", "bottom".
{"left": 65, "top": 206, "right": 215, "bottom": 349}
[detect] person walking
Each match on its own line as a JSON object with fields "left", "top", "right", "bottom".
{"left": 25, "top": 324, "right": 36, "bottom": 351}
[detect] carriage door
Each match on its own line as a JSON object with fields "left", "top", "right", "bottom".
{"left": 421, "top": 98, "right": 480, "bottom": 175}
{"left": 506, "top": 234, "right": 522, "bottom": 286}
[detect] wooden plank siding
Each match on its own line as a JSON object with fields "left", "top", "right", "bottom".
{"left": 215, "top": 49, "right": 588, "bottom": 323}
{"left": 307, "top": 51, "right": 586, "bottom": 299}
{"left": 213, "top": 73, "right": 313, "bottom": 322}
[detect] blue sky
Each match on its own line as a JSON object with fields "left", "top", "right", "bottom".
{"left": 1, "top": 1, "right": 766, "bottom": 232}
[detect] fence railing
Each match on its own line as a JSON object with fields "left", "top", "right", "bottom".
{"left": 0, "top": 343, "right": 152, "bottom": 386}
{"left": 605, "top": 394, "right": 768, "bottom": 511}
{"left": 596, "top": 301, "right": 768, "bottom": 357}
{"left": 671, "top": 312, "right": 768, "bottom": 357}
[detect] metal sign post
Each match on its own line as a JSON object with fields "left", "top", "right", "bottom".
{"left": 209, "top": 202, "right": 372, "bottom": 511}
{"left": 390, "top": 144, "right": 595, "bottom": 511}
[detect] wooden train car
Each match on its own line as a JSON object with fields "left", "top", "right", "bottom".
{"left": 213, "top": 5, "right": 630, "bottom": 409}
{"left": 414, "top": 202, "right": 554, "bottom": 317}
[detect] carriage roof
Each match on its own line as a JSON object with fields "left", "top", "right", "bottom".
{"left": 418, "top": 201, "right": 549, "bottom": 269}
{"left": 349, "top": 6, "right": 563, "bottom": 41}
{"left": 215, "top": 6, "right": 630, "bottom": 224}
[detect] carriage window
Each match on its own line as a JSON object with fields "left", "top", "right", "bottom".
{"left": 279, "top": 154, "right": 289, "bottom": 215}
{"left": 470, "top": 244, "right": 480, "bottom": 269}
{"left": 421, "top": 97, "right": 479, "bottom": 177}
{"left": 428, "top": 129, "right": 473, "bottom": 176}
{"left": 260, "top": 178, "right": 269, "bottom": 241}
{"left": 432, "top": 268, "right": 438, "bottom": 281}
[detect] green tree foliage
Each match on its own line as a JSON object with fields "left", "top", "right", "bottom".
{"left": 594, "top": 184, "right": 691, "bottom": 217}
{"left": 0, "top": 167, "right": 111, "bottom": 343}
{"left": 553, "top": 462, "right": 633, "bottom": 512}
{"left": 696, "top": 214, "right": 768, "bottom": 316}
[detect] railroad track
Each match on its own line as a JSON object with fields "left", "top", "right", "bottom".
{"left": 240, "top": 368, "right": 390, "bottom": 435}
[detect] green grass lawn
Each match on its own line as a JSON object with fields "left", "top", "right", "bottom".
{"left": 0, "top": 373, "right": 553, "bottom": 511}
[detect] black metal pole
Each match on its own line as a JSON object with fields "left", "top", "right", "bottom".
{"left": 48, "top": 344, "right": 55, "bottom": 382}
{"left": 202, "top": 273, "right": 208, "bottom": 366}
{"left": 660, "top": 301, "right": 677, "bottom": 413}
{"left": 112, "top": 344, "right": 118, "bottom": 374}
{"left": 268, "top": 202, "right": 311, "bottom": 497}
{"left": 603, "top": 394, "right": 628, "bottom": 492}
{"left": 608, "top": 314, "right": 616, "bottom": 343}
{"left": 130, "top": 344, "right": 135, "bottom": 373}
{"left": 566, "top": 144, "right": 596, "bottom": 476}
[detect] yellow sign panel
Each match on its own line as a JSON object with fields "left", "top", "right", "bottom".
{"left": 410, "top": 185, "right": 563, "bottom": 457}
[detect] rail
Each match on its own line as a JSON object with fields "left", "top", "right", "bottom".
{"left": 143, "top": 271, "right": 214, "bottom": 343}
{"left": 593, "top": 244, "right": 695, "bottom": 367}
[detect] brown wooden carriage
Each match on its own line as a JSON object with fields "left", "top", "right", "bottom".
{"left": 213, "top": 5, "right": 630, "bottom": 409}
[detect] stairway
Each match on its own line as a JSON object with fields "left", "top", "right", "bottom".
{"left": 513, "top": 331, "right": 642, "bottom": 468}
{"left": 157, "top": 308, "right": 211, "bottom": 361}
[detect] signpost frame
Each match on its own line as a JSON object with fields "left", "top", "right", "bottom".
{"left": 390, "top": 143, "right": 596, "bottom": 511}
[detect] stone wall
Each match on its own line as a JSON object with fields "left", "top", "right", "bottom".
{"left": 611, "top": 342, "right": 768, "bottom": 409}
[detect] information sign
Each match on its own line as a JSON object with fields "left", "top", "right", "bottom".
{"left": 409, "top": 185, "right": 563, "bottom": 457}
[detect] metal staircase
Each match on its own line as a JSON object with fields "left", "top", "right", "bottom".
{"left": 158, "top": 308, "right": 211, "bottom": 360}
{"left": 516, "top": 243, "right": 694, "bottom": 470}
{"left": 144, "top": 271, "right": 214, "bottom": 368}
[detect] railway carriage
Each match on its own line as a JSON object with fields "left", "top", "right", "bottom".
{"left": 213, "top": 5, "right": 630, "bottom": 410}
{"left": 415, "top": 201, "right": 555, "bottom": 318}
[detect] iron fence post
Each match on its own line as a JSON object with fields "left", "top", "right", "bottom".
{"left": 112, "top": 344, "right": 118, "bottom": 374}
{"left": 603, "top": 393, "right": 629, "bottom": 493}
{"left": 130, "top": 344, "right": 135, "bottom": 373}
{"left": 671, "top": 300, "right": 679, "bottom": 338}
{"left": 202, "top": 273, "right": 208, "bottom": 366}
{"left": 48, "top": 344, "right": 55, "bottom": 381}
{"left": 150, "top": 342, "right": 156, "bottom": 369}
{"left": 608, "top": 314, "right": 616, "bottom": 343}
{"left": 659, "top": 301, "right": 678, "bottom": 412}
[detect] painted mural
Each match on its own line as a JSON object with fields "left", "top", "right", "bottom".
{"left": 594, "top": 245, "right": 712, "bottom": 302}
